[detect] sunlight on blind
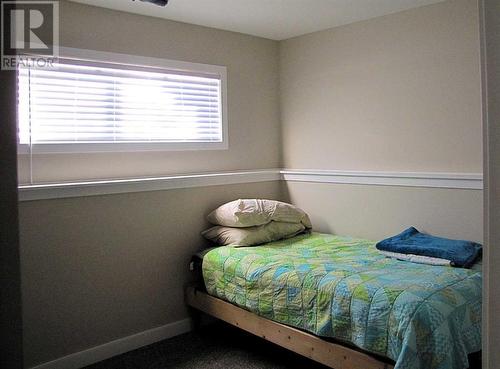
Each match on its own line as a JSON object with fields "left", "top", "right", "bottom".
{"left": 17, "top": 61, "right": 223, "bottom": 146}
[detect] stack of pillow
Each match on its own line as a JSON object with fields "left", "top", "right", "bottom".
{"left": 202, "top": 199, "right": 312, "bottom": 246}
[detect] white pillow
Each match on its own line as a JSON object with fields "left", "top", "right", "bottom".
{"left": 201, "top": 221, "right": 306, "bottom": 246}
{"left": 207, "top": 199, "right": 312, "bottom": 228}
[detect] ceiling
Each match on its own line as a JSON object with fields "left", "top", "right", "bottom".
{"left": 70, "top": 0, "right": 445, "bottom": 40}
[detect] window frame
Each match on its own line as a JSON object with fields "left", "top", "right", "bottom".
{"left": 17, "top": 47, "right": 228, "bottom": 154}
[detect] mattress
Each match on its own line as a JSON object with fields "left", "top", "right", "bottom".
{"left": 202, "top": 232, "right": 481, "bottom": 369}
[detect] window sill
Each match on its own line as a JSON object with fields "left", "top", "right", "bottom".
{"left": 17, "top": 141, "right": 228, "bottom": 154}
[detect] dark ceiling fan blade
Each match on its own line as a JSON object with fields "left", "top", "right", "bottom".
{"left": 139, "top": 0, "right": 169, "bottom": 7}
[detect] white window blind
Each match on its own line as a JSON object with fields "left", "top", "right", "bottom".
{"left": 17, "top": 58, "right": 225, "bottom": 152}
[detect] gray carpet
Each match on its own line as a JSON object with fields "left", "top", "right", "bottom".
{"left": 84, "top": 322, "right": 331, "bottom": 369}
{"left": 84, "top": 321, "right": 480, "bottom": 369}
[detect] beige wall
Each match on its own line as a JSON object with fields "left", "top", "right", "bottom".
{"left": 279, "top": 0, "right": 483, "bottom": 242}
{"left": 481, "top": 0, "right": 500, "bottom": 367}
{"left": 279, "top": 0, "right": 482, "bottom": 173}
{"left": 19, "top": 181, "right": 283, "bottom": 367}
{"left": 18, "top": 1, "right": 284, "bottom": 367}
{"left": 18, "top": 0, "right": 281, "bottom": 184}
{"left": 284, "top": 182, "right": 483, "bottom": 242}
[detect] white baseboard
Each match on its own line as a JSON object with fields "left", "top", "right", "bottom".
{"left": 30, "top": 318, "right": 193, "bottom": 369}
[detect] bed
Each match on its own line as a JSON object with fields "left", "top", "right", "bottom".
{"left": 186, "top": 232, "right": 482, "bottom": 369}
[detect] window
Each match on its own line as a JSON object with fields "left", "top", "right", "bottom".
{"left": 17, "top": 49, "right": 227, "bottom": 153}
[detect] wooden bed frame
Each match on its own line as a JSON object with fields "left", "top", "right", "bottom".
{"left": 185, "top": 286, "right": 394, "bottom": 369}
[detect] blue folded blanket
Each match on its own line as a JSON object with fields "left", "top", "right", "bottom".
{"left": 376, "top": 227, "right": 482, "bottom": 268}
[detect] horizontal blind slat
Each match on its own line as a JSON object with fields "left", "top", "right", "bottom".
{"left": 24, "top": 67, "right": 220, "bottom": 85}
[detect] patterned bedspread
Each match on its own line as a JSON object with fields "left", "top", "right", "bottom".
{"left": 202, "top": 232, "right": 481, "bottom": 369}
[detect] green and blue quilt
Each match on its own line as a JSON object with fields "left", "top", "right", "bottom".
{"left": 202, "top": 232, "right": 481, "bottom": 369}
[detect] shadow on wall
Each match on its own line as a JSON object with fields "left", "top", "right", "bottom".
{"left": 280, "top": 181, "right": 337, "bottom": 235}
